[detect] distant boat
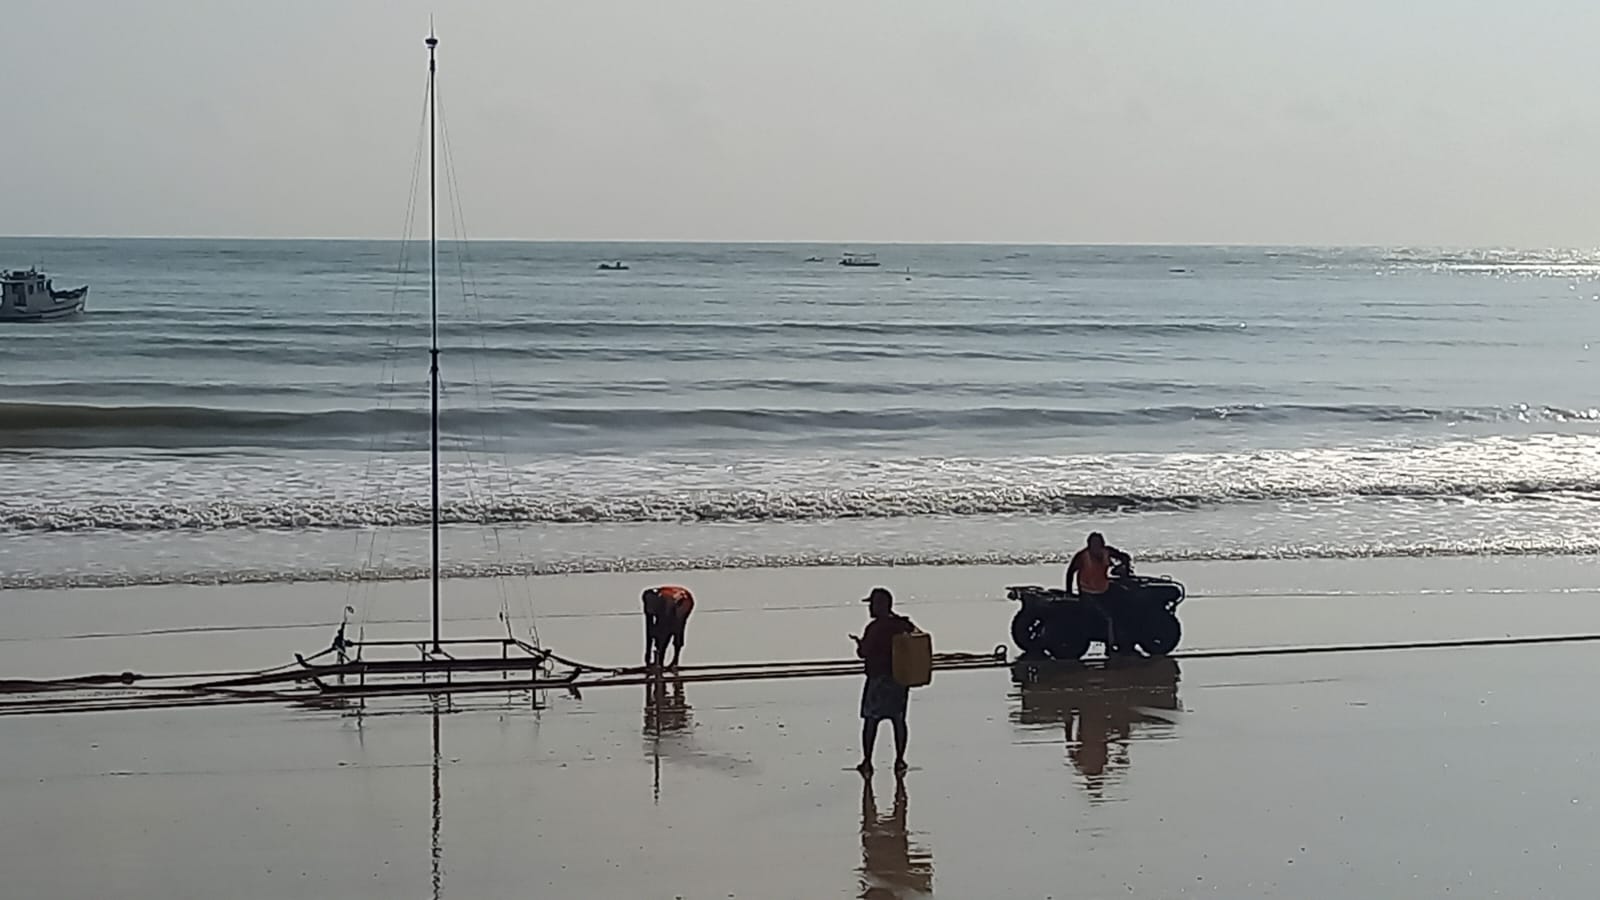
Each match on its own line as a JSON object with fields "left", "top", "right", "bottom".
{"left": 804, "top": 256, "right": 825, "bottom": 263}
{"left": 839, "top": 252, "right": 880, "bottom": 268}
{"left": 597, "top": 261, "right": 629, "bottom": 271}
{"left": 1, "top": 268, "right": 89, "bottom": 321}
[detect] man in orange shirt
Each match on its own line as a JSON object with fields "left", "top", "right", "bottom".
{"left": 1065, "top": 532, "right": 1132, "bottom": 649}
{"left": 636, "top": 586, "right": 694, "bottom": 669}
{"left": 642, "top": 585, "right": 696, "bottom": 670}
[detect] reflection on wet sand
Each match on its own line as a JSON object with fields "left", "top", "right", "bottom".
{"left": 1010, "top": 657, "right": 1183, "bottom": 802}
{"left": 641, "top": 676, "right": 755, "bottom": 801}
{"left": 643, "top": 676, "right": 694, "bottom": 735}
{"left": 430, "top": 701, "right": 443, "bottom": 900}
{"left": 644, "top": 676, "right": 692, "bottom": 803}
{"left": 858, "top": 774, "right": 934, "bottom": 899}
{"left": 315, "top": 695, "right": 465, "bottom": 898}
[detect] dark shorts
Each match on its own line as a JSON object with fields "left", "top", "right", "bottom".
{"left": 645, "top": 601, "right": 692, "bottom": 650}
{"left": 860, "top": 675, "right": 909, "bottom": 723}
{"left": 1081, "top": 590, "right": 1115, "bottom": 617}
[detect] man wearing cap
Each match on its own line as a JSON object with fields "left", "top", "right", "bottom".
{"left": 851, "top": 587, "right": 916, "bottom": 774}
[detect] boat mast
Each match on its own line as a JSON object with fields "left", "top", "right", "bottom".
{"left": 426, "top": 30, "right": 441, "bottom": 653}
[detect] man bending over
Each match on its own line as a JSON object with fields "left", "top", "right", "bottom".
{"left": 642, "top": 585, "right": 695, "bottom": 670}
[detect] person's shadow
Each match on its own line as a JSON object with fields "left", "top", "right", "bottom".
{"left": 1010, "top": 656, "right": 1183, "bottom": 803}
{"left": 857, "top": 774, "right": 934, "bottom": 899}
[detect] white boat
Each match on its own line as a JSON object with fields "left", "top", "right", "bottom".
{"left": 839, "top": 252, "right": 880, "bottom": 268}
{"left": 1, "top": 268, "right": 89, "bottom": 321}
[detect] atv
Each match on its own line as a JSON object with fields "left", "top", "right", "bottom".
{"left": 1007, "top": 563, "right": 1185, "bottom": 660}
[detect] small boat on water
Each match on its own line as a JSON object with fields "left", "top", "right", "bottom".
{"left": 597, "top": 260, "right": 629, "bottom": 271}
{"left": 1, "top": 268, "right": 89, "bottom": 321}
{"left": 804, "top": 256, "right": 825, "bottom": 263}
{"left": 839, "top": 252, "right": 880, "bottom": 268}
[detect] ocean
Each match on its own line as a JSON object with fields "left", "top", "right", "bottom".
{"left": 2, "top": 238, "right": 1598, "bottom": 590}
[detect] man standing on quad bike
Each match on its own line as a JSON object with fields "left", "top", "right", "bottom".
{"left": 1065, "top": 532, "right": 1133, "bottom": 652}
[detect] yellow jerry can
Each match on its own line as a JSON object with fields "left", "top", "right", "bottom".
{"left": 892, "top": 629, "right": 933, "bottom": 687}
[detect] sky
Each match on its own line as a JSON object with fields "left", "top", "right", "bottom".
{"left": 6, "top": 0, "right": 1600, "bottom": 245}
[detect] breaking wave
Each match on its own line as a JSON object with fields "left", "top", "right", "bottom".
{"left": 7, "top": 540, "right": 1600, "bottom": 591}
{"left": 6, "top": 479, "right": 1600, "bottom": 533}
{"left": 5, "top": 433, "right": 1598, "bottom": 534}
{"left": 3, "top": 400, "right": 1597, "bottom": 450}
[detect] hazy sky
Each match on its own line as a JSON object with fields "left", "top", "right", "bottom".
{"left": 7, "top": 1, "right": 1600, "bottom": 244}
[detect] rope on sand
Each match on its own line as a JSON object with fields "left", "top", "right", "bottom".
{"left": 4, "top": 632, "right": 1599, "bottom": 716}
{"left": 1170, "top": 632, "right": 1600, "bottom": 660}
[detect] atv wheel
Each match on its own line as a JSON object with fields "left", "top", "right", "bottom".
{"left": 1010, "top": 609, "right": 1049, "bottom": 656}
{"left": 1044, "top": 617, "right": 1092, "bottom": 661}
{"left": 1137, "top": 612, "right": 1182, "bottom": 657}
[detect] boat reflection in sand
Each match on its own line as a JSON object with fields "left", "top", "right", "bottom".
{"left": 1009, "top": 656, "right": 1183, "bottom": 803}
{"left": 858, "top": 773, "right": 934, "bottom": 900}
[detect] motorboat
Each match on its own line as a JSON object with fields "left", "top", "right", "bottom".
{"left": 1, "top": 268, "right": 88, "bottom": 321}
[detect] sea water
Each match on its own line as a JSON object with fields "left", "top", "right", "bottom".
{"left": 1, "top": 239, "right": 1597, "bottom": 588}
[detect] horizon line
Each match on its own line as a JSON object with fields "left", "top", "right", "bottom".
{"left": 3, "top": 234, "right": 1593, "bottom": 251}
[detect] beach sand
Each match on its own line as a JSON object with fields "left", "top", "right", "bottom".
{"left": 2, "top": 557, "right": 1599, "bottom": 897}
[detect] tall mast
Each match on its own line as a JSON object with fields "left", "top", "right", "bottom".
{"left": 426, "top": 29, "right": 441, "bottom": 653}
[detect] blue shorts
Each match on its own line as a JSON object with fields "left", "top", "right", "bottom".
{"left": 860, "top": 675, "right": 909, "bottom": 722}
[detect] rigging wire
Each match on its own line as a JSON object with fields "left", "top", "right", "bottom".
{"left": 346, "top": 75, "right": 434, "bottom": 634}
{"left": 430, "top": 80, "right": 515, "bottom": 642}
{"left": 434, "top": 79, "right": 543, "bottom": 648}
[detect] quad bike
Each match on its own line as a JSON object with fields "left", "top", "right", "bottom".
{"left": 1007, "top": 562, "right": 1185, "bottom": 660}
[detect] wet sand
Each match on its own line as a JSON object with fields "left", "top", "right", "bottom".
{"left": 3, "top": 557, "right": 1599, "bottom": 897}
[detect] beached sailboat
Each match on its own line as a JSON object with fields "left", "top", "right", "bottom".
{"left": 267, "top": 32, "right": 582, "bottom": 697}
{"left": 168, "top": 31, "right": 1010, "bottom": 705}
